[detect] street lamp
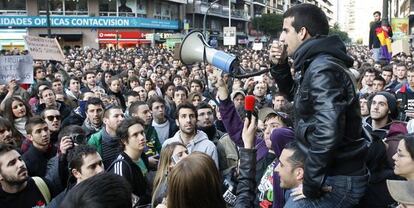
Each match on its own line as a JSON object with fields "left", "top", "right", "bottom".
{"left": 203, "top": 0, "right": 220, "bottom": 37}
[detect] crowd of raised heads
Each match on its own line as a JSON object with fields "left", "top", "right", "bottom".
{"left": 0, "top": 41, "right": 413, "bottom": 208}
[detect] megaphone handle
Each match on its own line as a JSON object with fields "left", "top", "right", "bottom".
{"left": 232, "top": 68, "right": 270, "bottom": 79}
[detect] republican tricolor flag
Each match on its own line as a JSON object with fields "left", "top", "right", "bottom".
{"left": 376, "top": 25, "right": 392, "bottom": 63}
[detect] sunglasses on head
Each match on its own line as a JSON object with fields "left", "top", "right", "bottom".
{"left": 46, "top": 115, "right": 61, "bottom": 121}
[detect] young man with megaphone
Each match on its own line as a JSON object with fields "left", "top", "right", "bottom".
{"left": 269, "top": 3, "right": 369, "bottom": 208}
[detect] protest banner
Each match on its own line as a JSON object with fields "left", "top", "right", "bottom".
{"left": 23, "top": 35, "right": 65, "bottom": 62}
{"left": 0, "top": 55, "right": 34, "bottom": 84}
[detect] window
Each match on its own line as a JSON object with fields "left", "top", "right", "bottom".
{"left": 100, "top": 0, "right": 144, "bottom": 17}
{"left": 65, "top": 0, "right": 87, "bottom": 15}
{"left": 99, "top": 0, "right": 117, "bottom": 16}
{"left": 38, "top": 0, "right": 88, "bottom": 15}
{"left": 0, "top": 1, "right": 26, "bottom": 10}
{"left": 136, "top": 0, "right": 147, "bottom": 15}
{"left": 154, "top": 1, "right": 178, "bottom": 20}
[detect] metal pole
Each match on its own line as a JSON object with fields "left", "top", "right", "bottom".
{"left": 229, "top": 0, "right": 231, "bottom": 27}
{"left": 382, "top": 0, "right": 389, "bottom": 24}
{"left": 193, "top": 0, "right": 196, "bottom": 29}
{"left": 203, "top": 0, "right": 220, "bottom": 37}
{"left": 46, "top": 0, "right": 51, "bottom": 38}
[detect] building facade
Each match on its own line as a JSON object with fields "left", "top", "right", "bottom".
{"left": 0, "top": 0, "right": 187, "bottom": 50}
{"left": 185, "top": 0, "right": 253, "bottom": 45}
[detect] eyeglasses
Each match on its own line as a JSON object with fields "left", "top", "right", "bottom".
{"left": 46, "top": 115, "right": 61, "bottom": 121}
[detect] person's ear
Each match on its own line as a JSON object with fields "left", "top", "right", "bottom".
{"left": 295, "top": 167, "right": 304, "bottom": 181}
{"left": 72, "top": 168, "right": 81, "bottom": 180}
{"left": 298, "top": 27, "right": 308, "bottom": 41}
{"left": 27, "top": 135, "right": 33, "bottom": 142}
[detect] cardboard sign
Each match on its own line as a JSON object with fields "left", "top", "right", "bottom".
{"left": 392, "top": 38, "right": 410, "bottom": 56}
{"left": 252, "top": 42, "right": 263, "bottom": 50}
{"left": 223, "top": 27, "right": 236, "bottom": 46}
{"left": 23, "top": 35, "right": 65, "bottom": 62}
{"left": 0, "top": 55, "right": 34, "bottom": 84}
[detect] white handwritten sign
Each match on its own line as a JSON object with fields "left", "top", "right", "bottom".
{"left": 23, "top": 35, "right": 65, "bottom": 62}
{"left": 0, "top": 55, "right": 34, "bottom": 84}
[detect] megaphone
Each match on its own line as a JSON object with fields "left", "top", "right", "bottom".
{"left": 177, "top": 31, "right": 238, "bottom": 74}
{"left": 176, "top": 31, "right": 270, "bottom": 79}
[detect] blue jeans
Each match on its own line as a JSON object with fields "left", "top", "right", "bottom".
{"left": 372, "top": 48, "right": 382, "bottom": 62}
{"left": 284, "top": 173, "right": 369, "bottom": 208}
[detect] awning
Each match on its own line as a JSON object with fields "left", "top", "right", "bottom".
{"left": 40, "top": 33, "right": 83, "bottom": 41}
{"left": 98, "top": 39, "right": 151, "bottom": 44}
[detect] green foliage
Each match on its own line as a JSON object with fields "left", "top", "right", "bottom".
{"left": 329, "top": 23, "right": 351, "bottom": 43}
{"left": 252, "top": 13, "right": 283, "bottom": 37}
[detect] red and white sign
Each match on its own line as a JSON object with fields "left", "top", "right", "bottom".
{"left": 98, "top": 30, "right": 150, "bottom": 45}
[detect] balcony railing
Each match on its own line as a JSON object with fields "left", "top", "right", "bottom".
{"left": 39, "top": 10, "right": 88, "bottom": 16}
{"left": 99, "top": 11, "right": 147, "bottom": 18}
{"left": 0, "top": 10, "right": 27, "bottom": 15}
{"left": 192, "top": 1, "right": 249, "bottom": 20}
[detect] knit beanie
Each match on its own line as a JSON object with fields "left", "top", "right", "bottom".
{"left": 375, "top": 91, "right": 397, "bottom": 119}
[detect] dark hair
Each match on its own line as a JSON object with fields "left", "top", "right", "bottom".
{"left": 129, "top": 101, "right": 147, "bottom": 115}
{"left": 148, "top": 95, "right": 166, "bottom": 110}
{"left": 190, "top": 79, "right": 205, "bottom": 92}
{"left": 61, "top": 173, "right": 132, "bottom": 208}
{"left": 382, "top": 65, "right": 393, "bottom": 74}
{"left": 163, "top": 82, "right": 175, "bottom": 93}
{"left": 373, "top": 76, "right": 386, "bottom": 85}
{"left": 283, "top": 3, "right": 329, "bottom": 36}
{"left": 67, "top": 145, "right": 97, "bottom": 173}
{"left": 0, "top": 143, "right": 15, "bottom": 167}
{"left": 39, "top": 87, "right": 54, "bottom": 99}
{"left": 373, "top": 11, "right": 381, "bottom": 16}
{"left": 3, "top": 97, "right": 33, "bottom": 122}
{"left": 33, "top": 66, "right": 45, "bottom": 77}
{"left": 103, "top": 106, "right": 123, "bottom": 119}
{"left": 284, "top": 141, "right": 306, "bottom": 169}
{"left": 84, "top": 70, "right": 96, "bottom": 78}
{"left": 175, "top": 86, "right": 188, "bottom": 97}
{"left": 176, "top": 102, "right": 197, "bottom": 119}
{"left": 125, "top": 91, "right": 140, "bottom": 101}
{"left": 403, "top": 133, "right": 414, "bottom": 160}
{"left": 86, "top": 97, "right": 105, "bottom": 112}
{"left": 25, "top": 116, "right": 47, "bottom": 135}
{"left": 66, "top": 76, "right": 80, "bottom": 88}
{"left": 116, "top": 117, "right": 145, "bottom": 151}
{"left": 196, "top": 102, "right": 213, "bottom": 112}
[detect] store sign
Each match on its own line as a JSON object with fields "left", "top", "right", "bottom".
{"left": 0, "top": 16, "right": 179, "bottom": 30}
{"left": 98, "top": 30, "right": 147, "bottom": 39}
{"left": 0, "top": 55, "right": 34, "bottom": 84}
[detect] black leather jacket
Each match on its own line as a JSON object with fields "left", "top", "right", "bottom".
{"left": 270, "top": 36, "right": 368, "bottom": 199}
{"left": 234, "top": 148, "right": 256, "bottom": 208}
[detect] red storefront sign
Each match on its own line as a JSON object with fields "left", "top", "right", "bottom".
{"left": 98, "top": 30, "right": 150, "bottom": 44}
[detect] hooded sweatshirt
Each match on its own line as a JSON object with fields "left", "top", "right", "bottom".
{"left": 162, "top": 130, "right": 218, "bottom": 167}
{"left": 257, "top": 128, "right": 294, "bottom": 208}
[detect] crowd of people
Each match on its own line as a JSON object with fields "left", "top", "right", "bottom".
{"left": 0, "top": 3, "right": 413, "bottom": 208}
